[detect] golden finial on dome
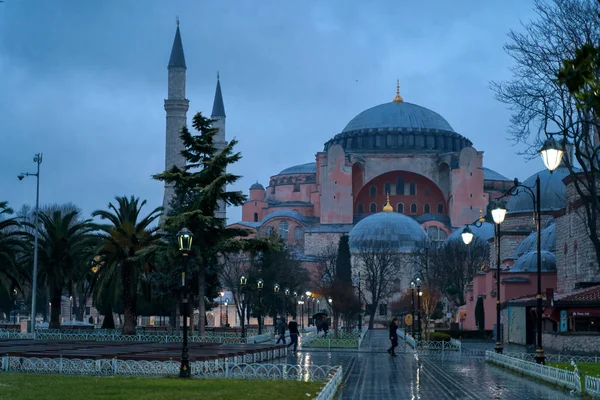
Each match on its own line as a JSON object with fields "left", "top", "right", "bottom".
{"left": 393, "top": 79, "right": 403, "bottom": 103}
{"left": 383, "top": 193, "right": 393, "bottom": 212}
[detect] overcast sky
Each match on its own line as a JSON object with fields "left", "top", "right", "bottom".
{"left": 0, "top": 0, "right": 542, "bottom": 224}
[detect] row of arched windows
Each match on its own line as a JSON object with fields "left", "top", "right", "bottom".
{"left": 370, "top": 179, "right": 417, "bottom": 197}
{"left": 263, "top": 220, "right": 304, "bottom": 242}
{"left": 357, "top": 203, "right": 444, "bottom": 214}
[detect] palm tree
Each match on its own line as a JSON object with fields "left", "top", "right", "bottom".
{"left": 36, "top": 206, "right": 96, "bottom": 329}
{"left": 0, "top": 202, "right": 27, "bottom": 291}
{"left": 92, "top": 196, "right": 162, "bottom": 335}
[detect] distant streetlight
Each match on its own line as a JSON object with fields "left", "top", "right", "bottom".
{"left": 177, "top": 227, "right": 193, "bottom": 379}
{"left": 19, "top": 153, "right": 42, "bottom": 334}
{"left": 491, "top": 202, "right": 507, "bottom": 354}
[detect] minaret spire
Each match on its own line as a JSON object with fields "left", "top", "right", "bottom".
{"left": 162, "top": 22, "right": 190, "bottom": 216}
{"left": 393, "top": 79, "right": 403, "bottom": 103}
{"left": 211, "top": 72, "right": 226, "bottom": 118}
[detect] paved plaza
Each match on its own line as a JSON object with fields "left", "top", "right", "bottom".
{"left": 280, "top": 331, "right": 578, "bottom": 399}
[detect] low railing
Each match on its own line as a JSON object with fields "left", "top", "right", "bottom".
{"left": 0, "top": 355, "right": 339, "bottom": 383}
{"left": 397, "top": 329, "right": 461, "bottom": 353}
{"left": 0, "top": 329, "right": 271, "bottom": 344}
{"left": 357, "top": 326, "right": 368, "bottom": 348}
{"left": 586, "top": 376, "right": 600, "bottom": 398}
{"left": 504, "top": 352, "right": 600, "bottom": 364}
{"left": 485, "top": 351, "right": 581, "bottom": 393}
{"left": 316, "top": 366, "right": 343, "bottom": 400}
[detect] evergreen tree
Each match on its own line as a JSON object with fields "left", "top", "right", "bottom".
{"left": 335, "top": 235, "right": 352, "bottom": 285}
{"left": 153, "top": 112, "right": 272, "bottom": 335}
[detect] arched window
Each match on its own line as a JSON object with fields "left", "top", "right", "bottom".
{"left": 437, "top": 203, "right": 444, "bottom": 213}
{"left": 384, "top": 182, "right": 391, "bottom": 195}
{"left": 409, "top": 182, "right": 416, "bottom": 195}
{"left": 370, "top": 185, "right": 377, "bottom": 197}
{"left": 357, "top": 203, "right": 364, "bottom": 213}
{"left": 253, "top": 213, "right": 258, "bottom": 222}
{"left": 427, "top": 226, "right": 439, "bottom": 241}
{"left": 397, "top": 203, "right": 404, "bottom": 213}
{"left": 278, "top": 220, "right": 289, "bottom": 239}
{"left": 410, "top": 203, "right": 417, "bottom": 214}
{"left": 264, "top": 226, "right": 273, "bottom": 236}
{"left": 396, "top": 177, "right": 404, "bottom": 195}
{"left": 370, "top": 203, "right": 377, "bottom": 213}
{"left": 424, "top": 204, "right": 430, "bottom": 214}
{"left": 294, "top": 226, "right": 303, "bottom": 242}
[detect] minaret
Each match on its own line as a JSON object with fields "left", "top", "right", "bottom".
{"left": 162, "top": 20, "right": 189, "bottom": 214}
{"left": 212, "top": 73, "right": 228, "bottom": 220}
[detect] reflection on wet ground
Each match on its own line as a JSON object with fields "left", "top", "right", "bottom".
{"left": 270, "top": 331, "right": 578, "bottom": 400}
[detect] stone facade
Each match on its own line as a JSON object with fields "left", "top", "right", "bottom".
{"left": 542, "top": 332, "right": 600, "bottom": 354}
{"left": 555, "top": 176, "right": 600, "bottom": 292}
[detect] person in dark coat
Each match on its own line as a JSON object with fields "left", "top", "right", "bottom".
{"left": 287, "top": 318, "right": 299, "bottom": 352}
{"left": 388, "top": 317, "right": 399, "bottom": 356}
{"left": 276, "top": 318, "right": 286, "bottom": 344}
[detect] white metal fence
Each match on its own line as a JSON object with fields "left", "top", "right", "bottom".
{"left": 485, "top": 351, "right": 582, "bottom": 393}
{"left": 586, "top": 376, "right": 600, "bottom": 398}
{"left": 315, "top": 366, "right": 343, "bottom": 400}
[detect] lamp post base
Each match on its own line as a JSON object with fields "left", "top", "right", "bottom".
{"left": 179, "top": 357, "right": 190, "bottom": 378}
{"left": 495, "top": 342, "right": 503, "bottom": 354}
{"left": 535, "top": 348, "right": 545, "bottom": 365}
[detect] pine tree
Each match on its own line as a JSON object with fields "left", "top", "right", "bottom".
{"left": 153, "top": 112, "right": 272, "bottom": 335}
{"left": 335, "top": 235, "right": 352, "bottom": 285}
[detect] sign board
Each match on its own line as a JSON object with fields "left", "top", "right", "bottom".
{"left": 560, "top": 310, "right": 568, "bottom": 332}
{"left": 404, "top": 314, "right": 413, "bottom": 326}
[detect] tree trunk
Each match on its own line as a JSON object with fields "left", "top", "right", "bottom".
{"left": 49, "top": 286, "right": 62, "bottom": 329}
{"left": 76, "top": 293, "right": 86, "bottom": 322}
{"left": 333, "top": 311, "right": 339, "bottom": 339}
{"left": 197, "top": 264, "right": 206, "bottom": 336}
{"left": 368, "top": 307, "right": 376, "bottom": 330}
{"left": 101, "top": 307, "right": 115, "bottom": 329}
{"left": 121, "top": 263, "right": 136, "bottom": 335}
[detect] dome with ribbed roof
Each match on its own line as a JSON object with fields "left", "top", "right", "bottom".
{"left": 510, "top": 251, "right": 556, "bottom": 273}
{"left": 349, "top": 212, "right": 427, "bottom": 252}
{"left": 324, "top": 101, "right": 471, "bottom": 153}
{"left": 514, "top": 221, "right": 556, "bottom": 258}
{"left": 277, "top": 162, "right": 316, "bottom": 175}
{"left": 249, "top": 182, "right": 264, "bottom": 190}
{"left": 507, "top": 167, "right": 570, "bottom": 213}
{"left": 444, "top": 222, "right": 495, "bottom": 245}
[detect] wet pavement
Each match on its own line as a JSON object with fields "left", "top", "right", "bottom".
{"left": 279, "top": 330, "right": 579, "bottom": 399}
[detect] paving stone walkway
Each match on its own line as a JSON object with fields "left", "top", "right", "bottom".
{"left": 279, "top": 330, "right": 580, "bottom": 399}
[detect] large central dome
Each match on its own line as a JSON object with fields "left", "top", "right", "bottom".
{"left": 342, "top": 101, "right": 455, "bottom": 133}
{"left": 324, "top": 100, "right": 471, "bottom": 154}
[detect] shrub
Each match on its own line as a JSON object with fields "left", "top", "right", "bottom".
{"left": 429, "top": 332, "right": 451, "bottom": 342}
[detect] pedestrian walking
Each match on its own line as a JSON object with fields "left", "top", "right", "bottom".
{"left": 388, "top": 317, "right": 399, "bottom": 357}
{"left": 276, "top": 317, "right": 287, "bottom": 344}
{"left": 287, "top": 318, "right": 299, "bottom": 353}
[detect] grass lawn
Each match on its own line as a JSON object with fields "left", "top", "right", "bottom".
{"left": 0, "top": 374, "right": 323, "bottom": 400}
{"left": 547, "top": 362, "right": 600, "bottom": 386}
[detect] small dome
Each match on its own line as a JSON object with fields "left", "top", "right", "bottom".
{"left": 510, "top": 250, "right": 556, "bottom": 273}
{"left": 278, "top": 162, "right": 316, "bottom": 175}
{"left": 507, "top": 167, "right": 570, "bottom": 213}
{"left": 445, "top": 222, "right": 495, "bottom": 245}
{"left": 514, "top": 220, "right": 556, "bottom": 258}
{"left": 250, "top": 182, "right": 264, "bottom": 190}
{"left": 349, "top": 212, "right": 427, "bottom": 252}
{"left": 483, "top": 167, "right": 511, "bottom": 181}
{"left": 342, "top": 102, "right": 456, "bottom": 133}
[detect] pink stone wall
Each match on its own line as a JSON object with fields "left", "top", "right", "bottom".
{"left": 241, "top": 200, "right": 268, "bottom": 222}
{"left": 249, "top": 188, "right": 265, "bottom": 201}
{"left": 319, "top": 145, "right": 353, "bottom": 224}
{"left": 462, "top": 269, "right": 556, "bottom": 331}
{"left": 450, "top": 147, "right": 489, "bottom": 228}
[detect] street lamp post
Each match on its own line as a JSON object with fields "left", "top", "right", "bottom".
{"left": 293, "top": 291, "right": 298, "bottom": 320}
{"left": 240, "top": 275, "right": 247, "bottom": 338}
{"left": 410, "top": 281, "right": 415, "bottom": 336}
{"left": 298, "top": 299, "right": 305, "bottom": 330}
{"left": 219, "top": 291, "right": 224, "bottom": 327}
{"left": 416, "top": 278, "right": 422, "bottom": 342}
{"left": 176, "top": 227, "right": 194, "bottom": 378}
{"left": 69, "top": 296, "right": 73, "bottom": 321}
{"left": 257, "top": 279, "right": 264, "bottom": 334}
{"left": 224, "top": 299, "right": 229, "bottom": 327}
{"left": 19, "top": 153, "right": 42, "bottom": 333}
{"left": 273, "top": 283, "right": 280, "bottom": 321}
{"left": 305, "top": 291, "right": 312, "bottom": 327}
{"left": 284, "top": 288, "right": 290, "bottom": 321}
{"left": 491, "top": 204, "right": 507, "bottom": 353}
{"left": 12, "top": 289, "right": 18, "bottom": 325}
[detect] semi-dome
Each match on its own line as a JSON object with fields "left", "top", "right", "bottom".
{"left": 507, "top": 166, "right": 570, "bottom": 213}
{"left": 324, "top": 101, "right": 471, "bottom": 154}
{"left": 509, "top": 250, "right": 556, "bottom": 273}
{"left": 514, "top": 221, "right": 556, "bottom": 258}
{"left": 250, "top": 182, "right": 264, "bottom": 190}
{"left": 278, "top": 162, "right": 316, "bottom": 175}
{"left": 349, "top": 211, "right": 427, "bottom": 252}
{"left": 445, "top": 222, "right": 495, "bottom": 245}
